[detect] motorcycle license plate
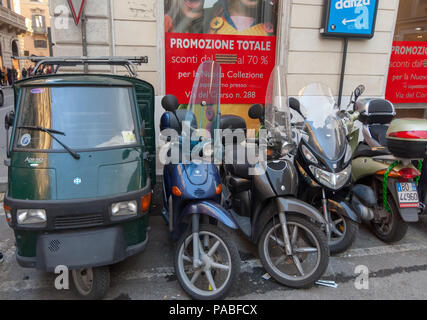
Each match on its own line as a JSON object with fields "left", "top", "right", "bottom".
{"left": 396, "top": 183, "right": 419, "bottom": 208}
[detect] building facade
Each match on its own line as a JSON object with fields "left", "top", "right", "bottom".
{"left": 0, "top": 0, "right": 26, "bottom": 71}
{"left": 17, "top": 0, "right": 51, "bottom": 69}
{"left": 48, "top": 0, "right": 426, "bottom": 119}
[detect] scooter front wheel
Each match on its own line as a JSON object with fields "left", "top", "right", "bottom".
{"left": 258, "top": 216, "right": 329, "bottom": 289}
{"left": 175, "top": 224, "right": 240, "bottom": 300}
{"left": 71, "top": 266, "right": 110, "bottom": 300}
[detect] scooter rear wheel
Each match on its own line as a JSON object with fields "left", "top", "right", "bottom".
{"left": 175, "top": 224, "right": 240, "bottom": 300}
{"left": 71, "top": 266, "right": 110, "bottom": 300}
{"left": 371, "top": 196, "right": 408, "bottom": 243}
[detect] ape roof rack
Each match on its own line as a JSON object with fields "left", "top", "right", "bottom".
{"left": 12, "top": 56, "right": 149, "bottom": 78}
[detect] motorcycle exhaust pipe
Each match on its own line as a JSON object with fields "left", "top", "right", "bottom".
{"left": 352, "top": 197, "right": 374, "bottom": 223}
{"left": 351, "top": 184, "right": 378, "bottom": 223}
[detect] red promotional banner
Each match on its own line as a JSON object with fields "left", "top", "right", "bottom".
{"left": 165, "top": 33, "right": 276, "bottom": 104}
{"left": 385, "top": 41, "right": 427, "bottom": 104}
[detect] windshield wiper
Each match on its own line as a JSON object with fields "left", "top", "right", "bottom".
{"left": 18, "top": 126, "right": 81, "bottom": 160}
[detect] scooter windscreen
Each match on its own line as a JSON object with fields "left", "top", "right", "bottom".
{"left": 298, "top": 83, "right": 347, "bottom": 161}
{"left": 185, "top": 61, "right": 222, "bottom": 142}
{"left": 264, "top": 66, "right": 293, "bottom": 155}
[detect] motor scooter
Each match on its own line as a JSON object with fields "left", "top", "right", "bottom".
{"left": 288, "top": 83, "right": 360, "bottom": 254}
{"left": 342, "top": 87, "right": 427, "bottom": 242}
{"left": 220, "top": 67, "right": 329, "bottom": 288}
{"left": 159, "top": 61, "right": 240, "bottom": 300}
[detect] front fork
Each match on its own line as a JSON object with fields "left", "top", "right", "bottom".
{"left": 276, "top": 198, "right": 293, "bottom": 256}
{"left": 192, "top": 214, "right": 202, "bottom": 269}
{"left": 321, "top": 189, "right": 332, "bottom": 242}
{"left": 191, "top": 214, "right": 210, "bottom": 269}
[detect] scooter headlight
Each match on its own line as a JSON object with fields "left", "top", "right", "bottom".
{"left": 309, "top": 165, "right": 352, "bottom": 190}
{"left": 111, "top": 201, "right": 138, "bottom": 217}
{"left": 17, "top": 209, "right": 47, "bottom": 226}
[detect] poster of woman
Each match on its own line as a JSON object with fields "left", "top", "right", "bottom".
{"left": 164, "top": 0, "right": 278, "bottom": 129}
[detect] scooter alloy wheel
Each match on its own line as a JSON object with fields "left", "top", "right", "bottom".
{"left": 71, "top": 266, "right": 110, "bottom": 300}
{"left": 175, "top": 224, "right": 240, "bottom": 300}
{"left": 258, "top": 216, "right": 329, "bottom": 289}
{"left": 328, "top": 214, "right": 358, "bottom": 255}
{"left": 308, "top": 191, "right": 358, "bottom": 254}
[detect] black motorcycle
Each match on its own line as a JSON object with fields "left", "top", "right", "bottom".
{"left": 220, "top": 68, "right": 329, "bottom": 288}
{"left": 287, "top": 83, "right": 361, "bottom": 254}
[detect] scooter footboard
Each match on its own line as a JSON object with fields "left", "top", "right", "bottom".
{"left": 181, "top": 201, "right": 238, "bottom": 229}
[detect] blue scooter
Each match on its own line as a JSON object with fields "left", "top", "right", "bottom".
{"left": 159, "top": 61, "right": 240, "bottom": 300}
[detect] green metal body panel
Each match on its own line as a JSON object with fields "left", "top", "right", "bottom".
{"left": 8, "top": 149, "right": 145, "bottom": 200}
{"left": 122, "top": 215, "right": 149, "bottom": 246}
{"left": 15, "top": 230, "right": 39, "bottom": 258}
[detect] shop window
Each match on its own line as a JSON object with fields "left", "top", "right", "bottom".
{"left": 394, "top": 0, "right": 427, "bottom": 41}
{"left": 385, "top": 0, "right": 426, "bottom": 110}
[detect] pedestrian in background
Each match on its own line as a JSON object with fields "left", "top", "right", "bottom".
{"left": 12, "top": 68, "right": 17, "bottom": 83}
{"left": 22, "top": 67, "right": 27, "bottom": 79}
{"left": 2, "top": 66, "right": 7, "bottom": 85}
{"left": 7, "top": 68, "right": 12, "bottom": 86}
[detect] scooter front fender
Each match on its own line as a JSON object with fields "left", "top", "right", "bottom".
{"left": 328, "top": 199, "right": 361, "bottom": 224}
{"left": 276, "top": 197, "right": 326, "bottom": 224}
{"left": 181, "top": 201, "right": 238, "bottom": 229}
{"left": 253, "top": 197, "right": 326, "bottom": 243}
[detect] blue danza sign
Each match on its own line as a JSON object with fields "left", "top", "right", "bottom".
{"left": 322, "top": 0, "right": 379, "bottom": 38}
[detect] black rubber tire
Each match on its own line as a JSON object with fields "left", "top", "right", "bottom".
{"left": 0, "top": 91, "right": 4, "bottom": 107}
{"left": 175, "top": 224, "right": 240, "bottom": 300}
{"left": 258, "top": 215, "right": 329, "bottom": 289}
{"left": 329, "top": 217, "right": 359, "bottom": 255}
{"left": 305, "top": 189, "right": 359, "bottom": 255}
{"left": 371, "top": 197, "right": 408, "bottom": 243}
{"left": 71, "top": 266, "right": 110, "bottom": 300}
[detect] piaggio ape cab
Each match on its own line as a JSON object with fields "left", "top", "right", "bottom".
{"left": 3, "top": 56, "right": 156, "bottom": 299}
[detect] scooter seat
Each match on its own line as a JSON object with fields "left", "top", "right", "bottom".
{"left": 224, "top": 144, "right": 256, "bottom": 179}
{"left": 226, "top": 163, "right": 254, "bottom": 180}
{"left": 227, "top": 175, "right": 252, "bottom": 193}
{"left": 353, "top": 143, "right": 391, "bottom": 159}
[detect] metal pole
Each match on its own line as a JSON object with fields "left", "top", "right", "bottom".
{"left": 338, "top": 38, "right": 348, "bottom": 108}
{"left": 47, "top": 27, "right": 53, "bottom": 57}
{"left": 82, "top": 11, "right": 88, "bottom": 73}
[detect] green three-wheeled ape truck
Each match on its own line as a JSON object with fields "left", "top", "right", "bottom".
{"left": 3, "top": 57, "right": 156, "bottom": 299}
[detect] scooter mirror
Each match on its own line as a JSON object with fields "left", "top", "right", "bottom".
{"left": 161, "top": 95, "right": 179, "bottom": 113}
{"left": 354, "top": 85, "right": 366, "bottom": 100}
{"left": 289, "top": 97, "right": 301, "bottom": 114}
{"left": 248, "top": 104, "right": 265, "bottom": 120}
